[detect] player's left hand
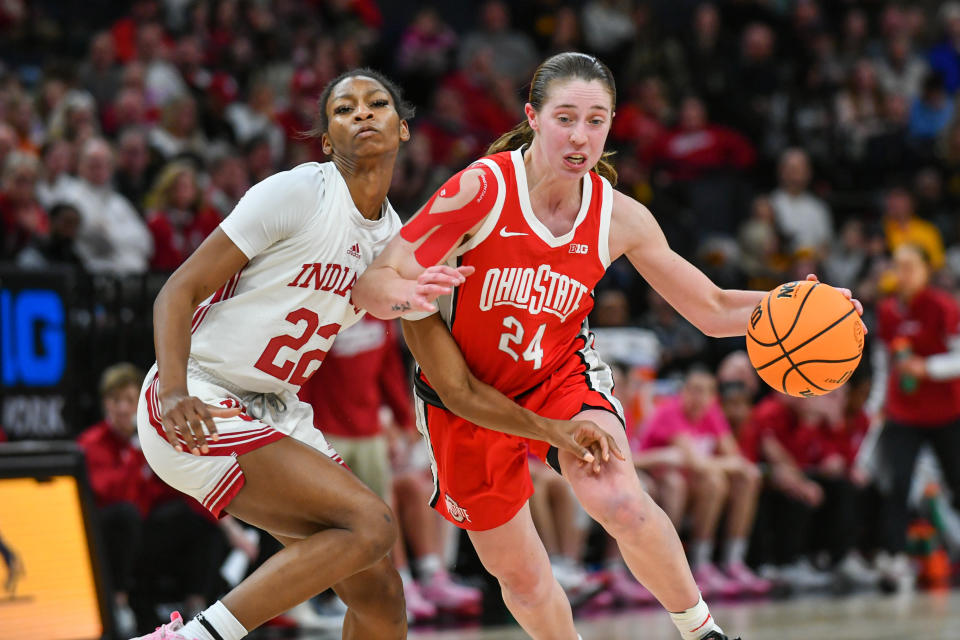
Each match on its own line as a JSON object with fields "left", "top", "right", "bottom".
{"left": 805, "top": 274, "right": 867, "bottom": 334}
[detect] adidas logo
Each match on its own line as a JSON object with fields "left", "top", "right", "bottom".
{"left": 346, "top": 243, "right": 361, "bottom": 259}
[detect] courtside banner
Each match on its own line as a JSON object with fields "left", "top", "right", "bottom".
{"left": 0, "top": 267, "right": 75, "bottom": 440}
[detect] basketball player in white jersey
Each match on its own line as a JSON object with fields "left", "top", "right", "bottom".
{"left": 132, "top": 70, "right": 471, "bottom": 640}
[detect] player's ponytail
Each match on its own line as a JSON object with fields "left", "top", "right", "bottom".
{"left": 487, "top": 121, "right": 535, "bottom": 156}
{"left": 486, "top": 52, "right": 618, "bottom": 186}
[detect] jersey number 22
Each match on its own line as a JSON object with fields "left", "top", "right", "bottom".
{"left": 254, "top": 308, "right": 340, "bottom": 385}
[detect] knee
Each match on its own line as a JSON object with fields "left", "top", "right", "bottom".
{"left": 660, "top": 470, "right": 688, "bottom": 496}
{"left": 731, "top": 462, "right": 762, "bottom": 488}
{"left": 348, "top": 500, "right": 399, "bottom": 565}
{"left": 583, "top": 480, "right": 654, "bottom": 538}
{"left": 491, "top": 562, "right": 553, "bottom": 606}
{"left": 697, "top": 468, "right": 729, "bottom": 498}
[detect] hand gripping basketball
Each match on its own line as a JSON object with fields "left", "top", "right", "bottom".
{"left": 746, "top": 276, "right": 866, "bottom": 397}
{"left": 544, "top": 418, "right": 626, "bottom": 474}
{"left": 159, "top": 391, "right": 241, "bottom": 455}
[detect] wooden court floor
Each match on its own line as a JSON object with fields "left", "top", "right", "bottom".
{"left": 407, "top": 589, "right": 960, "bottom": 640}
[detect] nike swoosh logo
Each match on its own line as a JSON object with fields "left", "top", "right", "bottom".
{"left": 499, "top": 227, "right": 528, "bottom": 238}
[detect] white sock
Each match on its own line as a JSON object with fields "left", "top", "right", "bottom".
{"left": 415, "top": 553, "right": 444, "bottom": 581}
{"left": 181, "top": 601, "right": 247, "bottom": 640}
{"left": 691, "top": 540, "right": 714, "bottom": 569}
{"left": 723, "top": 538, "right": 747, "bottom": 567}
{"left": 669, "top": 594, "right": 723, "bottom": 640}
{"left": 397, "top": 565, "right": 414, "bottom": 585}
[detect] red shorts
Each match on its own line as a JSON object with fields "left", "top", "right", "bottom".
{"left": 414, "top": 354, "right": 623, "bottom": 531}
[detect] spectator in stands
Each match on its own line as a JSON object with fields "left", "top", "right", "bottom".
{"left": 770, "top": 148, "right": 833, "bottom": 255}
{"left": 883, "top": 186, "right": 945, "bottom": 271}
{"left": 458, "top": 1, "right": 538, "bottom": 86}
{"left": 114, "top": 127, "right": 156, "bottom": 211}
{"left": 78, "top": 31, "right": 122, "bottom": 107}
{"left": 136, "top": 21, "right": 188, "bottom": 105}
{"left": 637, "top": 368, "right": 770, "bottom": 597}
{"left": 16, "top": 202, "right": 83, "bottom": 270}
{"left": 0, "top": 152, "right": 47, "bottom": 260}
{"left": 835, "top": 59, "right": 885, "bottom": 162}
{"left": 395, "top": 7, "right": 458, "bottom": 104}
{"left": 740, "top": 390, "right": 869, "bottom": 591}
{"left": 35, "top": 138, "right": 76, "bottom": 209}
{"left": 416, "top": 86, "right": 485, "bottom": 170}
{"left": 205, "top": 152, "right": 249, "bottom": 219}
{"left": 738, "top": 195, "right": 791, "bottom": 291}
{"left": 874, "top": 243, "right": 960, "bottom": 591}
{"left": 144, "top": 162, "right": 220, "bottom": 272}
{"left": 909, "top": 73, "right": 954, "bottom": 142}
{"left": 66, "top": 137, "right": 153, "bottom": 275}
{"left": 862, "top": 92, "right": 925, "bottom": 185}
{"left": 927, "top": 2, "right": 960, "bottom": 94}
{"left": 875, "top": 34, "right": 928, "bottom": 99}
{"left": 148, "top": 95, "right": 207, "bottom": 162}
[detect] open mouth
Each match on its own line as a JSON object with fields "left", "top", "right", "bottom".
{"left": 564, "top": 153, "right": 586, "bottom": 167}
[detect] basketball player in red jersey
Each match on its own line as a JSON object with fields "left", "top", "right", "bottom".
{"left": 355, "top": 53, "right": 863, "bottom": 640}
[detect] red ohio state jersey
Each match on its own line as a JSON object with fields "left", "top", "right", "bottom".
{"left": 426, "top": 148, "right": 614, "bottom": 397}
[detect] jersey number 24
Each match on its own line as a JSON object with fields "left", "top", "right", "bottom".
{"left": 498, "top": 316, "right": 546, "bottom": 369}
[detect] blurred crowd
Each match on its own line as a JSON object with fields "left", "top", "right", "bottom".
{"left": 5, "top": 0, "right": 960, "bottom": 635}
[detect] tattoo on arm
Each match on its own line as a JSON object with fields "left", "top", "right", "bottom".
{"left": 391, "top": 301, "right": 412, "bottom": 312}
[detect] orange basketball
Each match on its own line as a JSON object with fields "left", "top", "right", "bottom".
{"left": 746, "top": 280, "right": 864, "bottom": 397}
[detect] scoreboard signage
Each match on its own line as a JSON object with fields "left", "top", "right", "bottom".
{"left": 0, "top": 268, "right": 73, "bottom": 439}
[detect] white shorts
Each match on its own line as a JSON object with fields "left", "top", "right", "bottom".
{"left": 137, "top": 362, "right": 343, "bottom": 518}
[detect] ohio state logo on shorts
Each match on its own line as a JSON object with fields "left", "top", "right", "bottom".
{"left": 445, "top": 493, "right": 471, "bottom": 523}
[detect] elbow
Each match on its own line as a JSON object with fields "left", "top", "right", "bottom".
{"left": 432, "top": 376, "right": 473, "bottom": 416}
{"left": 695, "top": 287, "right": 732, "bottom": 338}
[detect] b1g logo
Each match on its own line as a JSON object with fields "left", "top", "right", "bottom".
{"left": 568, "top": 243, "right": 588, "bottom": 255}
{"left": 1, "top": 289, "right": 65, "bottom": 386}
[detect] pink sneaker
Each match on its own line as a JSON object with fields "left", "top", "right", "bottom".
{"left": 693, "top": 563, "right": 742, "bottom": 599}
{"left": 130, "top": 612, "right": 188, "bottom": 640}
{"left": 403, "top": 579, "right": 437, "bottom": 622}
{"left": 419, "top": 570, "right": 482, "bottom": 614}
{"left": 724, "top": 562, "right": 772, "bottom": 596}
{"left": 607, "top": 567, "right": 658, "bottom": 606}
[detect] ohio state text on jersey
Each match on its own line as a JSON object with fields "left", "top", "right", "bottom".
{"left": 427, "top": 147, "right": 614, "bottom": 398}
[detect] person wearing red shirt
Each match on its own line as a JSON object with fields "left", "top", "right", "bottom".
{"left": 874, "top": 243, "right": 960, "bottom": 589}
{"left": 742, "top": 387, "right": 872, "bottom": 590}
{"left": 645, "top": 96, "right": 755, "bottom": 184}
{"left": 145, "top": 162, "right": 221, "bottom": 272}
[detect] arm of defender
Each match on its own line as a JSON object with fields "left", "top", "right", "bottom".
{"left": 402, "top": 314, "right": 623, "bottom": 472}
{"left": 353, "top": 163, "right": 503, "bottom": 319}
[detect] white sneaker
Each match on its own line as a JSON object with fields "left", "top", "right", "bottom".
{"left": 835, "top": 551, "right": 879, "bottom": 587}
{"left": 876, "top": 552, "right": 915, "bottom": 593}
{"left": 778, "top": 557, "right": 833, "bottom": 591}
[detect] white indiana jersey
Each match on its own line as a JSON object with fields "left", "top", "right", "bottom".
{"left": 187, "top": 161, "right": 401, "bottom": 394}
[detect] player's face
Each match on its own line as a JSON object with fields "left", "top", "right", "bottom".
{"left": 528, "top": 79, "right": 613, "bottom": 178}
{"left": 322, "top": 76, "right": 410, "bottom": 159}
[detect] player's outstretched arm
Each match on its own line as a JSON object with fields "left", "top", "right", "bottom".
{"left": 153, "top": 228, "right": 244, "bottom": 454}
{"left": 354, "top": 164, "right": 500, "bottom": 319}
{"left": 609, "top": 192, "right": 864, "bottom": 338}
{"left": 402, "top": 314, "right": 624, "bottom": 473}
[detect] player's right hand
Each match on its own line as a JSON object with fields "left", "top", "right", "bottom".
{"left": 545, "top": 418, "right": 625, "bottom": 474}
{"left": 159, "top": 391, "right": 241, "bottom": 455}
